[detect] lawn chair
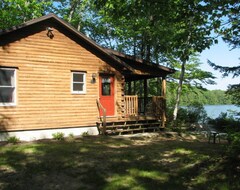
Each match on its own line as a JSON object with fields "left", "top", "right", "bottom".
{"left": 218, "top": 132, "right": 229, "bottom": 143}
{"left": 194, "top": 123, "right": 209, "bottom": 137}
{"left": 208, "top": 130, "right": 220, "bottom": 144}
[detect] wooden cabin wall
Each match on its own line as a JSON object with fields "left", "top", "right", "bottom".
{"left": 0, "top": 27, "right": 124, "bottom": 131}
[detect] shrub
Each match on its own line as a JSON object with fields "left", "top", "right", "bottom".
{"left": 185, "top": 102, "right": 208, "bottom": 124}
{"left": 208, "top": 114, "right": 240, "bottom": 166}
{"left": 7, "top": 136, "right": 20, "bottom": 144}
{"left": 67, "top": 133, "right": 75, "bottom": 142}
{"left": 226, "top": 132, "right": 240, "bottom": 172}
{"left": 82, "top": 131, "right": 89, "bottom": 136}
{"left": 68, "top": 133, "right": 74, "bottom": 138}
{"left": 208, "top": 112, "right": 240, "bottom": 132}
{"left": 166, "top": 101, "right": 207, "bottom": 131}
{"left": 52, "top": 132, "right": 65, "bottom": 141}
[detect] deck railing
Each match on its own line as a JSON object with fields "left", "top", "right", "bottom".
{"left": 124, "top": 96, "right": 166, "bottom": 121}
{"left": 124, "top": 95, "right": 138, "bottom": 116}
{"left": 152, "top": 96, "right": 166, "bottom": 124}
{"left": 152, "top": 96, "right": 165, "bottom": 113}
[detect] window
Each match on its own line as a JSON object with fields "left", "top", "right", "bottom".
{"left": 71, "top": 71, "right": 86, "bottom": 94}
{"left": 0, "top": 68, "right": 16, "bottom": 106}
{"left": 102, "top": 77, "right": 111, "bottom": 96}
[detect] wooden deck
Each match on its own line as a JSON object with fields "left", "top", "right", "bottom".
{"left": 97, "top": 95, "right": 166, "bottom": 135}
{"left": 96, "top": 119, "right": 162, "bottom": 135}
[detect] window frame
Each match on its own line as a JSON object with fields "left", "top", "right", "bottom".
{"left": 0, "top": 67, "right": 17, "bottom": 106}
{"left": 71, "top": 71, "right": 86, "bottom": 94}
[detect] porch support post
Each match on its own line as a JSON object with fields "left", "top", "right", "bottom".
{"left": 161, "top": 76, "right": 167, "bottom": 128}
{"left": 144, "top": 79, "right": 148, "bottom": 113}
{"left": 161, "top": 77, "right": 166, "bottom": 98}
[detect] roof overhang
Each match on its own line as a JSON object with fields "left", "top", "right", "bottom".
{"left": 105, "top": 49, "right": 176, "bottom": 81}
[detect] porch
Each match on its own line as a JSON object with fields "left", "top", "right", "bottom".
{"left": 97, "top": 95, "right": 166, "bottom": 135}
{"left": 124, "top": 95, "right": 166, "bottom": 121}
{"left": 97, "top": 49, "right": 174, "bottom": 135}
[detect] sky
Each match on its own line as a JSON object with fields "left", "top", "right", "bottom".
{"left": 200, "top": 39, "right": 239, "bottom": 91}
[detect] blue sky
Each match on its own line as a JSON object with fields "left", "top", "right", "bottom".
{"left": 200, "top": 39, "right": 239, "bottom": 91}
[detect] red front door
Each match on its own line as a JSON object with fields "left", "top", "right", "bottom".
{"left": 99, "top": 75, "right": 115, "bottom": 116}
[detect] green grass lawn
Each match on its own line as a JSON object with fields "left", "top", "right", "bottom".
{"left": 0, "top": 133, "right": 239, "bottom": 190}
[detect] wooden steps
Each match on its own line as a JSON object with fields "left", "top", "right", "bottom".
{"left": 96, "top": 119, "right": 162, "bottom": 135}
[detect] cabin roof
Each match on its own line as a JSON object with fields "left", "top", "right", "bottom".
{"left": 0, "top": 13, "right": 175, "bottom": 79}
{"left": 105, "top": 48, "right": 175, "bottom": 81}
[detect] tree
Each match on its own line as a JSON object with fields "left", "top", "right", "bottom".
{"left": 207, "top": 2, "right": 240, "bottom": 165}
{"left": 167, "top": 54, "right": 216, "bottom": 106}
{"left": 92, "top": 0, "right": 217, "bottom": 120}
{"left": 207, "top": 1, "right": 240, "bottom": 106}
{"left": 208, "top": 61, "right": 240, "bottom": 105}
{"left": 169, "top": 54, "right": 216, "bottom": 90}
{"left": 53, "top": 0, "right": 92, "bottom": 32}
{"left": 207, "top": 0, "right": 240, "bottom": 49}
{"left": 0, "top": 0, "right": 52, "bottom": 29}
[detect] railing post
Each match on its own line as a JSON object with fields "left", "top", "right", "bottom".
{"left": 102, "top": 109, "right": 106, "bottom": 135}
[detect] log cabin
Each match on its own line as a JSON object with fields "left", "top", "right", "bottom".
{"left": 0, "top": 14, "right": 175, "bottom": 141}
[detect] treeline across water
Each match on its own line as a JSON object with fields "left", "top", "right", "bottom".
{"left": 126, "top": 80, "right": 232, "bottom": 106}
{"left": 167, "top": 88, "right": 232, "bottom": 106}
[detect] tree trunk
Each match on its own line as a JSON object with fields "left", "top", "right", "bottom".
{"left": 173, "top": 16, "right": 193, "bottom": 121}
{"left": 77, "top": 21, "right": 81, "bottom": 31}
{"left": 173, "top": 59, "right": 186, "bottom": 120}
{"left": 68, "top": 8, "right": 74, "bottom": 22}
{"left": 68, "top": 1, "right": 78, "bottom": 22}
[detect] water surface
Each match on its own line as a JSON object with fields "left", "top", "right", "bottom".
{"left": 204, "top": 104, "right": 240, "bottom": 119}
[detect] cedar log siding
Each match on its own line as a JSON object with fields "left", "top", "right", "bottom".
{"left": 0, "top": 25, "right": 124, "bottom": 131}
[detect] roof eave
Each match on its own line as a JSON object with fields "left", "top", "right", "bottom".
{"left": 104, "top": 48, "right": 175, "bottom": 74}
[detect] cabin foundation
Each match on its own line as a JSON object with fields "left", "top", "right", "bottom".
{"left": 0, "top": 126, "right": 98, "bottom": 142}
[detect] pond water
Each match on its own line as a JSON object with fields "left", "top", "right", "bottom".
{"left": 204, "top": 104, "right": 240, "bottom": 119}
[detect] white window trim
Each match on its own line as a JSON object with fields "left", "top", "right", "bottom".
{"left": 0, "top": 68, "right": 17, "bottom": 106}
{"left": 71, "top": 71, "right": 86, "bottom": 94}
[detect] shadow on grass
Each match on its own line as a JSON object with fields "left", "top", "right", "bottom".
{"left": 0, "top": 135, "right": 239, "bottom": 190}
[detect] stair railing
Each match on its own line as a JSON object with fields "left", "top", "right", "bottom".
{"left": 96, "top": 99, "right": 107, "bottom": 135}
